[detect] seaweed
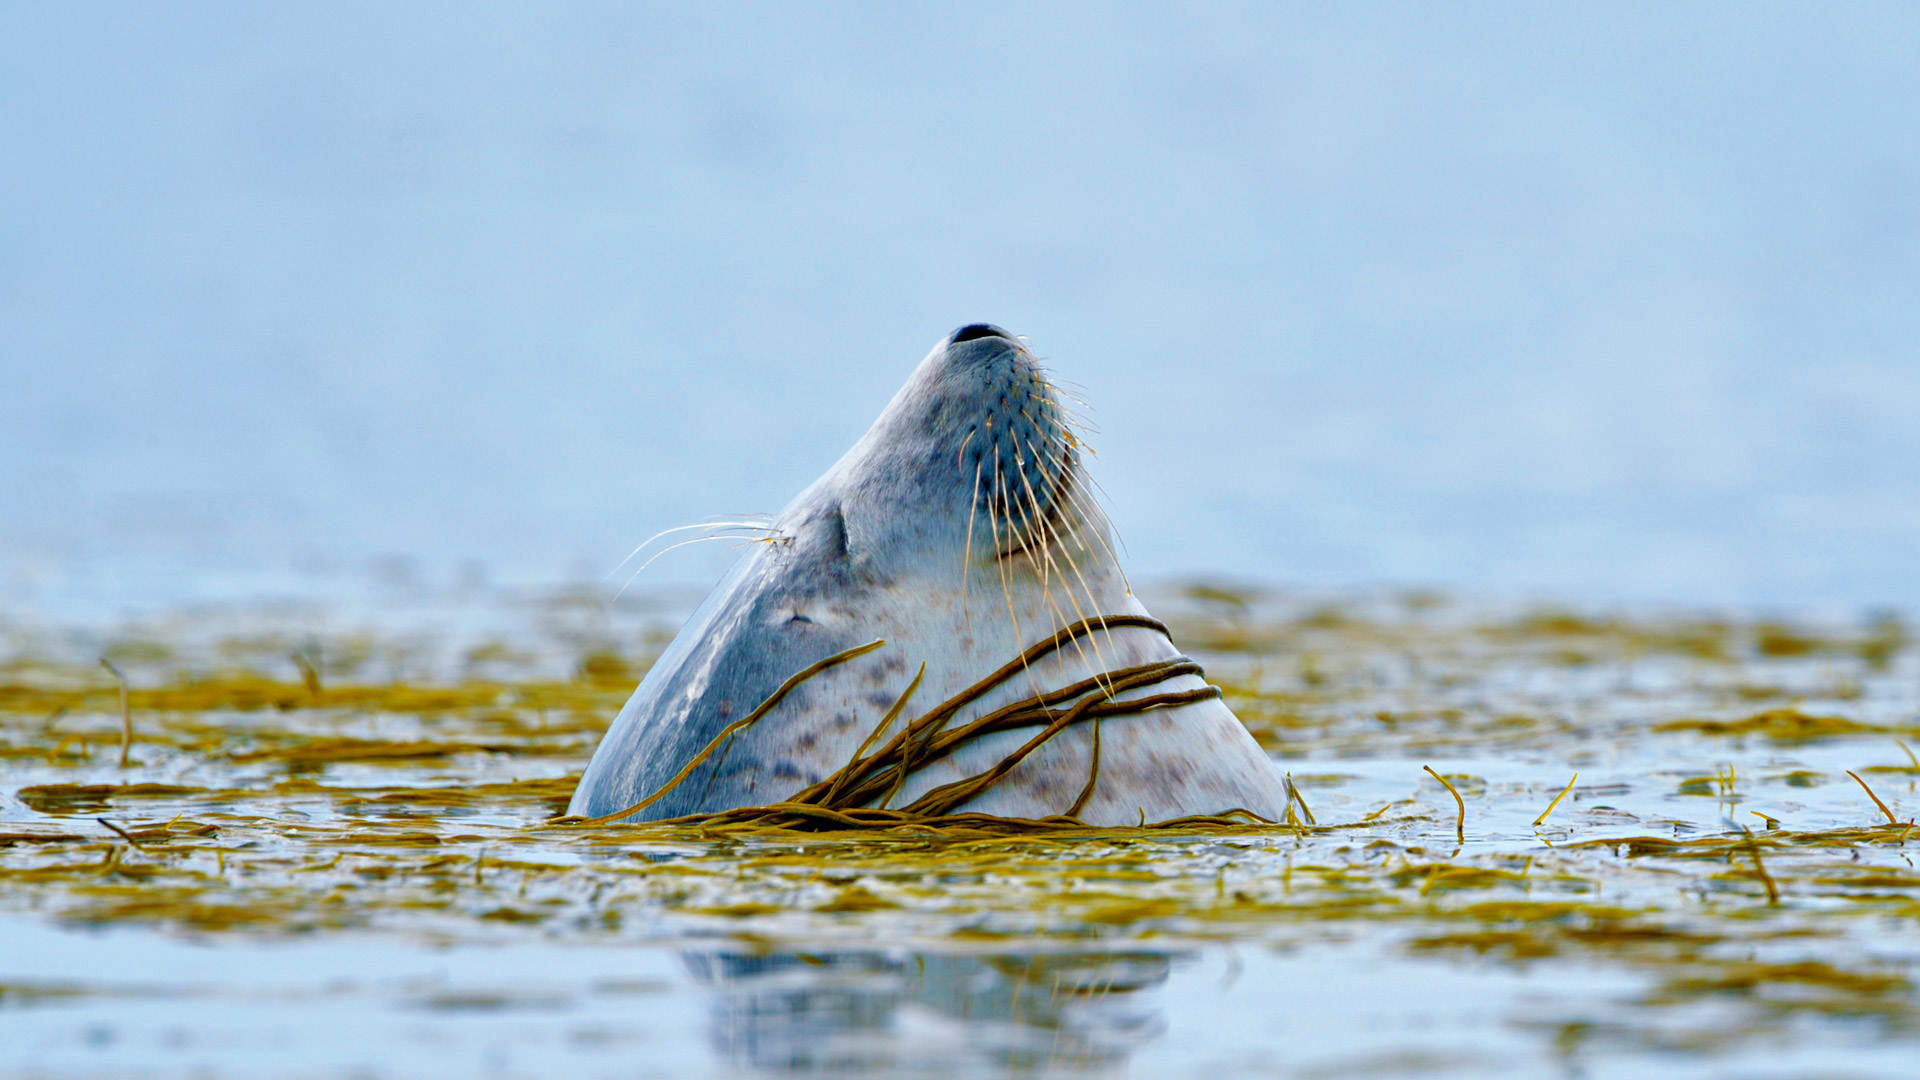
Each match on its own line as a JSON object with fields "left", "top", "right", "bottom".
{"left": 3, "top": 592, "right": 1919, "bottom": 1069}
{"left": 574, "top": 616, "right": 1223, "bottom": 830}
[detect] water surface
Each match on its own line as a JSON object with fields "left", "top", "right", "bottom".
{"left": 3, "top": 587, "right": 1917, "bottom": 1077}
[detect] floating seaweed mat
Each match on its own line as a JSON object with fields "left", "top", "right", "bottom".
{"left": 336, "top": 777, "right": 580, "bottom": 811}
{"left": 311, "top": 832, "right": 445, "bottom": 848}
{"left": 1656, "top": 708, "right": 1887, "bottom": 742}
{"left": 1566, "top": 824, "right": 1916, "bottom": 858}
{"left": 227, "top": 737, "right": 540, "bottom": 765}
{"left": 568, "top": 805, "right": 1294, "bottom": 842}
{"left": 1652, "top": 960, "right": 1914, "bottom": 1001}
{"left": 58, "top": 891, "right": 323, "bottom": 933}
{"left": 0, "top": 675, "right": 627, "bottom": 716}
{"left": 14, "top": 783, "right": 210, "bottom": 814}
{"left": 0, "top": 829, "right": 91, "bottom": 848}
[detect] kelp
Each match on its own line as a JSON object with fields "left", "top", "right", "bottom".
{"left": 602, "top": 805, "right": 1282, "bottom": 840}
{"left": 571, "top": 615, "right": 1228, "bottom": 830}
{"left": 1657, "top": 708, "right": 1881, "bottom": 742}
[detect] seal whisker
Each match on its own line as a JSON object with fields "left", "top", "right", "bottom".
{"left": 1001, "top": 461, "right": 1054, "bottom": 578}
{"left": 1013, "top": 403, "right": 1091, "bottom": 533}
{"left": 989, "top": 461, "right": 1048, "bottom": 705}
{"left": 1023, "top": 390, "right": 1101, "bottom": 436}
{"left": 614, "top": 532, "right": 782, "bottom": 600}
{"left": 607, "top": 520, "right": 776, "bottom": 579}
{"left": 1055, "top": 472, "right": 1133, "bottom": 598}
{"left": 992, "top": 434, "right": 1054, "bottom": 562}
{"left": 1001, "top": 394, "right": 1082, "bottom": 629}
{"left": 1020, "top": 420, "right": 1121, "bottom": 530}
{"left": 961, "top": 457, "right": 984, "bottom": 629}
{"left": 1023, "top": 371, "right": 1094, "bottom": 415}
{"left": 1013, "top": 432, "right": 1105, "bottom": 611}
{"left": 1016, "top": 401, "right": 1084, "bottom": 459}
{"left": 1022, "top": 433, "right": 1131, "bottom": 592}
{"left": 998, "top": 403, "right": 1112, "bottom": 627}
{"left": 1005, "top": 435, "right": 1051, "bottom": 572}
{"left": 1015, "top": 511, "right": 1078, "bottom": 680}
{"left": 1048, "top": 375, "right": 1094, "bottom": 403}
{"left": 1011, "top": 430, "right": 1118, "bottom": 692}
{"left": 1031, "top": 429, "right": 1128, "bottom": 575}
{"left": 1076, "top": 470, "right": 1131, "bottom": 559}
{"left": 1001, "top": 450, "right": 1101, "bottom": 707}
{"left": 1006, "top": 432, "right": 1096, "bottom": 649}
{"left": 1027, "top": 513, "right": 1109, "bottom": 695}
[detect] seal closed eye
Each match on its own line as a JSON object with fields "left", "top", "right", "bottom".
{"left": 568, "top": 326, "right": 1290, "bottom": 825}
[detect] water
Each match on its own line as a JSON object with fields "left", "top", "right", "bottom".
{"left": 5, "top": 3, "right": 1920, "bottom": 610}
{"left": 6, "top": 7, "right": 1920, "bottom": 1073}
{"left": 4, "top": 586, "right": 1917, "bottom": 1077}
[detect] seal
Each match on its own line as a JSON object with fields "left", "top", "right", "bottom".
{"left": 568, "top": 324, "right": 1289, "bottom": 825}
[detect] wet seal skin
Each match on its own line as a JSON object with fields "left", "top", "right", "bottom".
{"left": 569, "top": 325, "right": 1288, "bottom": 824}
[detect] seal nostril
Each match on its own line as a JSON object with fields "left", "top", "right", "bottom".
{"left": 950, "top": 323, "right": 1012, "bottom": 344}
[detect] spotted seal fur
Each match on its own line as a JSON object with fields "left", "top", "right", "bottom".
{"left": 568, "top": 324, "right": 1288, "bottom": 824}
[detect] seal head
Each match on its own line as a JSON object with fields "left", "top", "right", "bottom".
{"left": 569, "top": 325, "right": 1288, "bottom": 824}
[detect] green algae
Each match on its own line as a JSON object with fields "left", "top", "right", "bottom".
{"left": 1657, "top": 707, "right": 1882, "bottom": 742}
{"left": 4, "top": 593, "right": 1920, "bottom": 1071}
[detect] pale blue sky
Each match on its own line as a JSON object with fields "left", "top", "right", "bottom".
{"left": 4, "top": 3, "right": 1917, "bottom": 612}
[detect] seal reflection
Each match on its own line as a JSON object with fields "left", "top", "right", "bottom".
{"left": 685, "top": 947, "right": 1175, "bottom": 1073}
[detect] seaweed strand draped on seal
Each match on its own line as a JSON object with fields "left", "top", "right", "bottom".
{"left": 568, "top": 324, "right": 1290, "bottom": 825}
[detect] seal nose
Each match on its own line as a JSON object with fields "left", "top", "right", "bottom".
{"left": 949, "top": 323, "right": 1013, "bottom": 345}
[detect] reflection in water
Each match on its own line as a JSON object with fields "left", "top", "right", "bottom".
{"left": 686, "top": 948, "right": 1176, "bottom": 1074}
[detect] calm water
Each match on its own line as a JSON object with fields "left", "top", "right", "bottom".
{"left": 5, "top": 3, "right": 1920, "bottom": 611}
{"left": 7, "top": 9, "right": 1920, "bottom": 1073}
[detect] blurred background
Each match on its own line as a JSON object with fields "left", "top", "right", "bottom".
{"left": 4, "top": 2, "right": 1917, "bottom": 618}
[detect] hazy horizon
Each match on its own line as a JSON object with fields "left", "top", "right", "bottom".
{"left": 6, "top": 3, "right": 1918, "bottom": 617}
